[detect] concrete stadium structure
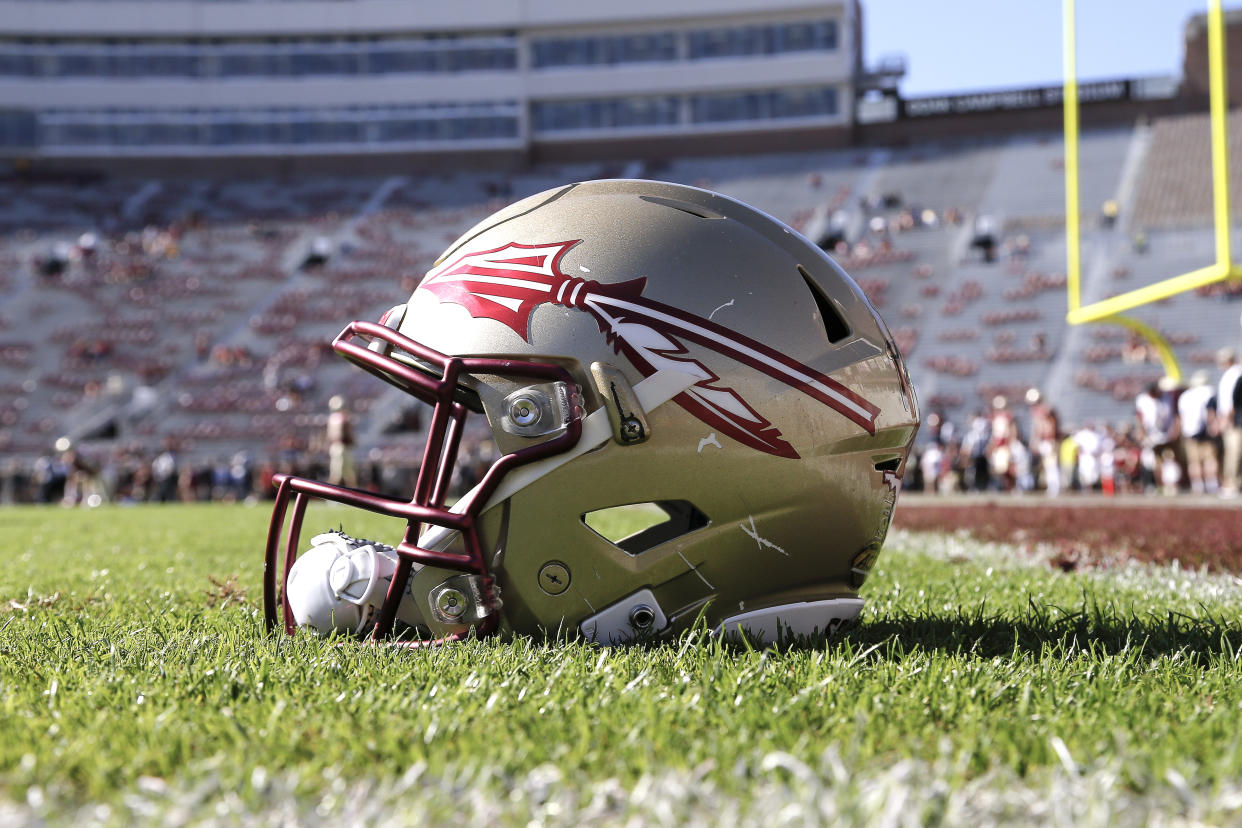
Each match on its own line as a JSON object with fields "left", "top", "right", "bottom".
{"left": 0, "top": 0, "right": 860, "bottom": 168}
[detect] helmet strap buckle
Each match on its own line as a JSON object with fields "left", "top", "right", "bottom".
{"left": 590, "top": 362, "right": 651, "bottom": 446}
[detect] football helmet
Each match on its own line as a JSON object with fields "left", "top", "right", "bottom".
{"left": 264, "top": 179, "right": 919, "bottom": 645}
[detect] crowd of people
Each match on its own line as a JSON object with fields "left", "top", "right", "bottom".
{"left": 910, "top": 347, "right": 1242, "bottom": 497}
{"left": 9, "top": 337, "right": 1242, "bottom": 505}
{"left": 0, "top": 434, "right": 280, "bottom": 507}
{"left": 0, "top": 426, "right": 501, "bottom": 508}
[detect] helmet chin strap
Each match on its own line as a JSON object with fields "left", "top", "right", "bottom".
{"left": 416, "top": 367, "right": 698, "bottom": 551}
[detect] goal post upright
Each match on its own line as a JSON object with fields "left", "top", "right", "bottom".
{"left": 1208, "top": 0, "right": 1234, "bottom": 270}
{"left": 1063, "top": 0, "right": 1082, "bottom": 316}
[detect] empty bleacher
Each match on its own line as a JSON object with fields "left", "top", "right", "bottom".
{"left": 3, "top": 116, "right": 1242, "bottom": 484}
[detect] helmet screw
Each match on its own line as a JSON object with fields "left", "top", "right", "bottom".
{"left": 436, "top": 588, "right": 467, "bottom": 619}
{"left": 509, "top": 396, "right": 540, "bottom": 427}
{"left": 619, "top": 417, "right": 645, "bottom": 442}
{"left": 538, "top": 561, "right": 571, "bottom": 595}
{"left": 629, "top": 604, "right": 656, "bottom": 629}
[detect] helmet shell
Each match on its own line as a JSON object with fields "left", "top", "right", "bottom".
{"left": 396, "top": 179, "right": 918, "bottom": 639}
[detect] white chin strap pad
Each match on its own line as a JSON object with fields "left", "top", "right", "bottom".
{"left": 285, "top": 533, "right": 399, "bottom": 635}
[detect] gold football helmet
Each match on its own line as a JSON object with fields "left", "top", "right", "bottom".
{"left": 264, "top": 179, "right": 919, "bottom": 645}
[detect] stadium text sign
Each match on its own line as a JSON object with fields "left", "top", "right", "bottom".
{"left": 903, "top": 80, "right": 1129, "bottom": 118}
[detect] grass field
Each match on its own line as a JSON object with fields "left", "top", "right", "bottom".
{"left": 3, "top": 503, "right": 1242, "bottom": 825}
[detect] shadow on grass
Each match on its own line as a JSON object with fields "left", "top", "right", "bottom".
{"left": 845, "top": 598, "right": 1242, "bottom": 661}
{"left": 258, "top": 596, "right": 1240, "bottom": 664}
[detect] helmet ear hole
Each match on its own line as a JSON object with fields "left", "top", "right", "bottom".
{"left": 582, "top": 500, "right": 710, "bottom": 555}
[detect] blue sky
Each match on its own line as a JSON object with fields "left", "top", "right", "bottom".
{"left": 863, "top": 1, "right": 1233, "bottom": 96}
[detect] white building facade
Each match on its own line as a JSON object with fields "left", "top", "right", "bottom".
{"left": 0, "top": 0, "right": 859, "bottom": 163}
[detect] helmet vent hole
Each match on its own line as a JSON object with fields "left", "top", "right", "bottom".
{"left": 582, "top": 500, "right": 710, "bottom": 556}
{"left": 874, "top": 457, "right": 901, "bottom": 473}
{"left": 798, "top": 266, "right": 851, "bottom": 344}
{"left": 639, "top": 195, "right": 726, "bottom": 220}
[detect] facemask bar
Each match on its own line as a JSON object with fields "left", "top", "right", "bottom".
{"left": 264, "top": 320, "right": 582, "bottom": 643}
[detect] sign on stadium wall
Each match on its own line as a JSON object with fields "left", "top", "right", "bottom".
{"left": 901, "top": 80, "right": 1132, "bottom": 119}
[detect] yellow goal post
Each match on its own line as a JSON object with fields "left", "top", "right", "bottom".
{"left": 1063, "top": 0, "right": 1241, "bottom": 381}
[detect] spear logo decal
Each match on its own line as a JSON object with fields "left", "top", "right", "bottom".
{"left": 419, "top": 240, "right": 880, "bottom": 459}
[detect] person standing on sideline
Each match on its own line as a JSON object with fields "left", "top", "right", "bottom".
{"left": 1178, "top": 371, "right": 1218, "bottom": 494}
{"left": 152, "top": 437, "right": 179, "bottom": 503}
{"left": 1135, "top": 379, "right": 1181, "bottom": 494}
{"left": 327, "top": 395, "right": 357, "bottom": 488}
{"left": 1217, "top": 348, "right": 1242, "bottom": 496}
{"left": 1026, "top": 388, "right": 1061, "bottom": 496}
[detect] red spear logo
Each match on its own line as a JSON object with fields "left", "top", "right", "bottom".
{"left": 419, "top": 240, "right": 880, "bottom": 459}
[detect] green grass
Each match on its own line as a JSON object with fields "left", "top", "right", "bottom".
{"left": 3, "top": 505, "right": 1242, "bottom": 825}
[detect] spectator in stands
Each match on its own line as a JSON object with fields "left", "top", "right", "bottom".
{"left": 1178, "top": 370, "right": 1219, "bottom": 494}
{"left": 1134, "top": 379, "right": 1181, "bottom": 494}
{"left": 59, "top": 441, "right": 104, "bottom": 508}
{"left": 128, "top": 451, "right": 153, "bottom": 503}
{"left": 229, "top": 450, "right": 254, "bottom": 502}
{"left": 971, "top": 215, "right": 997, "bottom": 263}
{"left": 922, "top": 410, "right": 943, "bottom": 444}
{"left": 152, "top": 437, "right": 179, "bottom": 503}
{"left": 1121, "top": 334, "right": 1151, "bottom": 365}
{"left": 176, "top": 461, "right": 199, "bottom": 503}
{"left": 960, "top": 412, "right": 991, "bottom": 491}
{"left": 0, "top": 459, "right": 19, "bottom": 504}
{"left": 1026, "top": 388, "right": 1062, "bottom": 496}
{"left": 32, "top": 453, "right": 66, "bottom": 504}
{"left": 1100, "top": 199, "right": 1119, "bottom": 229}
{"left": 327, "top": 395, "right": 357, "bottom": 489}
{"left": 1073, "top": 423, "right": 1104, "bottom": 492}
{"left": 987, "top": 397, "right": 1016, "bottom": 491}
{"left": 1217, "top": 347, "right": 1242, "bottom": 497}
{"left": 936, "top": 441, "right": 962, "bottom": 494}
{"left": 1110, "top": 424, "right": 1143, "bottom": 494}
{"left": 1059, "top": 429, "right": 1079, "bottom": 491}
{"left": 921, "top": 441, "right": 945, "bottom": 490}
{"left": 1099, "top": 425, "right": 1119, "bottom": 495}
{"left": 1011, "top": 439, "right": 1034, "bottom": 493}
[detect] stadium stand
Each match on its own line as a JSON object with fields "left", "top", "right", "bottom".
{"left": 4, "top": 116, "right": 1242, "bottom": 502}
